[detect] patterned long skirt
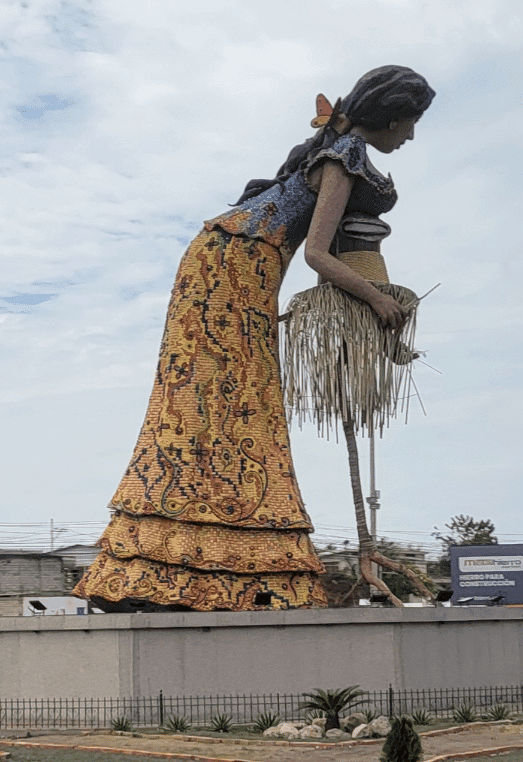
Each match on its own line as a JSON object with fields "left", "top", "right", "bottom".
{"left": 74, "top": 228, "right": 327, "bottom": 611}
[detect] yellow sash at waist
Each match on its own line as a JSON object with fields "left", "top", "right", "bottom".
{"left": 336, "top": 249, "right": 389, "bottom": 284}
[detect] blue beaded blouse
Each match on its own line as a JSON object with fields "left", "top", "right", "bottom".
{"left": 205, "top": 134, "right": 397, "bottom": 258}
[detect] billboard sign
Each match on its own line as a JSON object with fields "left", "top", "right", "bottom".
{"left": 450, "top": 544, "right": 523, "bottom": 604}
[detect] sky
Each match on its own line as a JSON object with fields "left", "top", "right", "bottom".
{"left": 1, "top": 0, "right": 522, "bottom": 555}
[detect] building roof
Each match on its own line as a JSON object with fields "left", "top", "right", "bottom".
{"left": 0, "top": 549, "right": 59, "bottom": 558}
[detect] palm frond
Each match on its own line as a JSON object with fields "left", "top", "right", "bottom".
{"left": 299, "top": 686, "right": 364, "bottom": 713}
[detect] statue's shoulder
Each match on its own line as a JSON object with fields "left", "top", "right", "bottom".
{"left": 304, "top": 133, "right": 367, "bottom": 184}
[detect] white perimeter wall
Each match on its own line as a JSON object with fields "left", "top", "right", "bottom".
{"left": 1, "top": 607, "right": 522, "bottom": 698}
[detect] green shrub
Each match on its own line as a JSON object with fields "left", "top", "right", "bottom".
{"left": 162, "top": 714, "right": 191, "bottom": 733}
{"left": 452, "top": 703, "right": 477, "bottom": 723}
{"left": 483, "top": 704, "right": 512, "bottom": 721}
{"left": 363, "top": 708, "right": 379, "bottom": 723}
{"left": 110, "top": 716, "right": 132, "bottom": 732}
{"left": 210, "top": 713, "right": 233, "bottom": 732}
{"left": 410, "top": 709, "right": 433, "bottom": 726}
{"left": 253, "top": 710, "right": 280, "bottom": 733}
{"left": 381, "top": 716, "right": 422, "bottom": 762}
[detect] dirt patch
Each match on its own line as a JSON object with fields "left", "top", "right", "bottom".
{"left": 1, "top": 723, "right": 523, "bottom": 762}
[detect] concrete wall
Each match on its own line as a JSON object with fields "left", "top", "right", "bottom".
{"left": 1, "top": 607, "right": 522, "bottom": 699}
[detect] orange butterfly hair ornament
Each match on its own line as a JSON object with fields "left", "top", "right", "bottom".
{"left": 310, "top": 94, "right": 351, "bottom": 133}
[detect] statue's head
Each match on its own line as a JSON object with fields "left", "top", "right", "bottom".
{"left": 341, "top": 66, "right": 435, "bottom": 132}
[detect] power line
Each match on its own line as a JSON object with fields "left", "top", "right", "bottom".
{"left": 0, "top": 521, "right": 521, "bottom": 556}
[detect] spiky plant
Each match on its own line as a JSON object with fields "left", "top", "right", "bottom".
{"left": 210, "top": 713, "right": 233, "bottom": 733}
{"left": 253, "top": 710, "right": 280, "bottom": 733}
{"left": 452, "top": 703, "right": 477, "bottom": 724}
{"left": 303, "top": 708, "right": 326, "bottom": 723}
{"left": 162, "top": 714, "right": 191, "bottom": 733}
{"left": 381, "top": 716, "right": 422, "bottom": 762}
{"left": 411, "top": 709, "right": 433, "bottom": 726}
{"left": 299, "top": 686, "right": 365, "bottom": 731}
{"left": 111, "top": 716, "right": 132, "bottom": 732}
{"left": 483, "top": 704, "right": 512, "bottom": 721}
{"left": 363, "top": 708, "right": 379, "bottom": 723}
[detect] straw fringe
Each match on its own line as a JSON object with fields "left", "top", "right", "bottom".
{"left": 281, "top": 282, "right": 419, "bottom": 437}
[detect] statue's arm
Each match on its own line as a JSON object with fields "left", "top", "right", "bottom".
{"left": 304, "top": 160, "right": 407, "bottom": 329}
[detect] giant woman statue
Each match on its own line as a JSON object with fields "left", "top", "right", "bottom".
{"left": 75, "top": 66, "right": 435, "bottom": 611}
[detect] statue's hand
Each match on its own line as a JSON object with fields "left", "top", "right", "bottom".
{"left": 369, "top": 292, "right": 409, "bottom": 329}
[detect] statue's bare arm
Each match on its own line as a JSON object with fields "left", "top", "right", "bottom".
{"left": 304, "top": 160, "right": 407, "bottom": 329}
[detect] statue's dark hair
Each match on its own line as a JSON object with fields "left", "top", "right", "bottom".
{"left": 234, "top": 65, "right": 435, "bottom": 205}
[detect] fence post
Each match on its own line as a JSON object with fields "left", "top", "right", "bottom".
{"left": 388, "top": 684, "right": 394, "bottom": 718}
{"left": 159, "top": 691, "right": 164, "bottom": 727}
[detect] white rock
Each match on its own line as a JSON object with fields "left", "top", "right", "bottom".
{"left": 325, "top": 728, "right": 352, "bottom": 740}
{"left": 281, "top": 729, "right": 300, "bottom": 740}
{"left": 311, "top": 717, "right": 326, "bottom": 728}
{"left": 263, "top": 726, "right": 282, "bottom": 738}
{"left": 352, "top": 723, "right": 372, "bottom": 738}
{"left": 368, "top": 716, "right": 392, "bottom": 737}
{"left": 299, "top": 724, "right": 324, "bottom": 739}
{"left": 276, "top": 722, "right": 300, "bottom": 740}
{"left": 341, "top": 712, "right": 366, "bottom": 731}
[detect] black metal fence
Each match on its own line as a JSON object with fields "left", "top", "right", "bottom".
{"left": 1, "top": 685, "right": 522, "bottom": 729}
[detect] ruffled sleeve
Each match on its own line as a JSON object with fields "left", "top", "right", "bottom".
{"left": 304, "top": 134, "right": 394, "bottom": 196}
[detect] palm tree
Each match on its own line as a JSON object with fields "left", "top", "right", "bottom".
{"left": 299, "top": 686, "right": 365, "bottom": 731}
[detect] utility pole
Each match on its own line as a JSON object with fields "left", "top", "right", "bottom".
{"left": 50, "top": 518, "right": 67, "bottom": 552}
{"left": 367, "top": 432, "right": 380, "bottom": 541}
{"left": 367, "top": 432, "right": 381, "bottom": 582}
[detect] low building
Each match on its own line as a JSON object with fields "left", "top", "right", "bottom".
{"left": 48, "top": 544, "right": 99, "bottom": 588}
{"left": 23, "top": 595, "right": 90, "bottom": 616}
{"left": 0, "top": 550, "right": 66, "bottom": 616}
{"left": 0, "top": 545, "right": 99, "bottom": 616}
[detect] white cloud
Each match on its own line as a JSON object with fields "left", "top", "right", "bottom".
{"left": 1, "top": 0, "right": 522, "bottom": 548}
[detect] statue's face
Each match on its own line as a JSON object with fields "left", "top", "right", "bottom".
{"left": 368, "top": 117, "right": 417, "bottom": 154}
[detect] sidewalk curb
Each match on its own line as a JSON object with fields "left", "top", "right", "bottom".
{"left": 425, "top": 744, "right": 523, "bottom": 762}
